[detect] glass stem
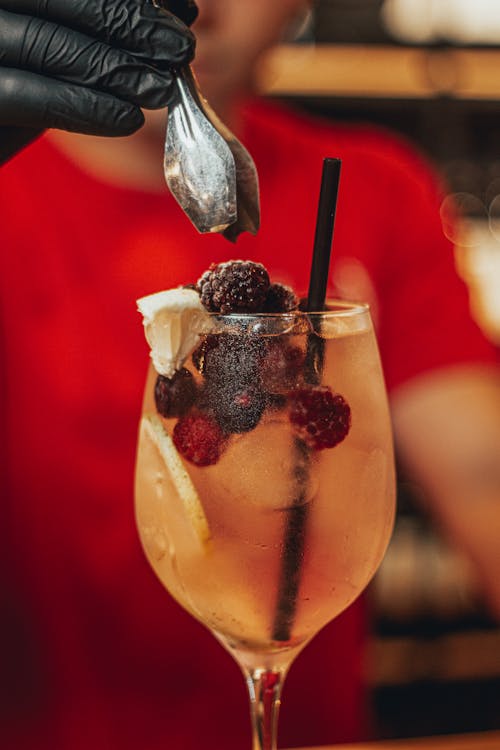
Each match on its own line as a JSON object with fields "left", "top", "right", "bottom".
{"left": 246, "top": 668, "right": 285, "bottom": 750}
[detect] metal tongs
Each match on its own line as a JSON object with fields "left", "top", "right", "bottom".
{"left": 164, "top": 67, "right": 260, "bottom": 241}
{"left": 152, "top": 1, "right": 260, "bottom": 241}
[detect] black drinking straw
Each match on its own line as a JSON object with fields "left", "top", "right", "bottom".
{"left": 306, "top": 158, "right": 342, "bottom": 313}
{"left": 272, "top": 158, "right": 342, "bottom": 642}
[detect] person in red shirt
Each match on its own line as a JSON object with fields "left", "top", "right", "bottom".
{"left": 1, "top": 2, "right": 500, "bottom": 750}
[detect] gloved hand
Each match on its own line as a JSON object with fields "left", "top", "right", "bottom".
{"left": 0, "top": 0, "right": 198, "bottom": 164}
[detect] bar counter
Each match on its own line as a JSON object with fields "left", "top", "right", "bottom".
{"left": 293, "top": 731, "right": 500, "bottom": 750}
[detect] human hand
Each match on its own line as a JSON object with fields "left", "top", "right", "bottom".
{"left": 0, "top": 0, "right": 198, "bottom": 164}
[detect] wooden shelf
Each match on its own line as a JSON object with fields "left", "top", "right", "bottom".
{"left": 367, "top": 629, "right": 500, "bottom": 686}
{"left": 257, "top": 44, "right": 500, "bottom": 101}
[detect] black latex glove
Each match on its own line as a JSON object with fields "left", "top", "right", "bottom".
{"left": 0, "top": 0, "right": 198, "bottom": 164}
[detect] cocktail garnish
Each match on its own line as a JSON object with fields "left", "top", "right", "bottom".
{"left": 196, "top": 260, "right": 271, "bottom": 314}
{"left": 137, "top": 287, "right": 210, "bottom": 378}
{"left": 262, "top": 283, "right": 299, "bottom": 313}
{"left": 288, "top": 387, "right": 351, "bottom": 450}
{"left": 205, "top": 383, "right": 266, "bottom": 434}
{"left": 138, "top": 254, "right": 349, "bottom": 482}
{"left": 155, "top": 369, "right": 197, "bottom": 418}
{"left": 173, "top": 411, "right": 227, "bottom": 467}
{"left": 140, "top": 413, "right": 211, "bottom": 546}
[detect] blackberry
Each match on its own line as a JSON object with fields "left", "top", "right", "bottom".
{"left": 288, "top": 386, "right": 351, "bottom": 450}
{"left": 154, "top": 369, "right": 197, "bottom": 418}
{"left": 196, "top": 260, "right": 270, "bottom": 313}
{"left": 205, "top": 382, "right": 266, "bottom": 434}
{"left": 173, "top": 411, "right": 226, "bottom": 466}
{"left": 263, "top": 283, "right": 299, "bottom": 313}
{"left": 193, "top": 333, "right": 265, "bottom": 386}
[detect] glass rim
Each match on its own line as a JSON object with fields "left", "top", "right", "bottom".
{"left": 205, "top": 299, "right": 370, "bottom": 320}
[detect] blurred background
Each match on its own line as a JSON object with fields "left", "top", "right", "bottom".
{"left": 256, "top": 0, "right": 500, "bottom": 741}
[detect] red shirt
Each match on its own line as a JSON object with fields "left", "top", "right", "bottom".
{"left": 0, "top": 100, "right": 494, "bottom": 750}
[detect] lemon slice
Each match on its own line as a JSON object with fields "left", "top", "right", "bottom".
{"left": 139, "top": 413, "right": 211, "bottom": 548}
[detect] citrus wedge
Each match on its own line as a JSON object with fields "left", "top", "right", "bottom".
{"left": 139, "top": 413, "right": 211, "bottom": 548}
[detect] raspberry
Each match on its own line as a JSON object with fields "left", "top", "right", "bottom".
{"left": 154, "top": 369, "right": 197, "bottom": 418}
{"left": 173, "top": 412, "right": 226, "bottom": 466}
{"left": 288, "top": 386, "right": 351, "bottom": 450}
{"left": 263, "top": 283, "right": 299, "bottom": 313}
{"left": 206, "top": 382, "right": 266, "bottom": 434}
{"left": 260, "top": 342, "right": 304, "bottom": 394}
{"left": 196, "top": 260, "right": 270, "bottom": 313}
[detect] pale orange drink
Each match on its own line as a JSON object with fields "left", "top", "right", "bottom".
{"left": 135, "top": 283, "right": 395, "bottom": 750}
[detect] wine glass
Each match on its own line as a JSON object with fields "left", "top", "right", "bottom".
{"left": 135, "top": 301, "right": 396, "bottom": 750}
